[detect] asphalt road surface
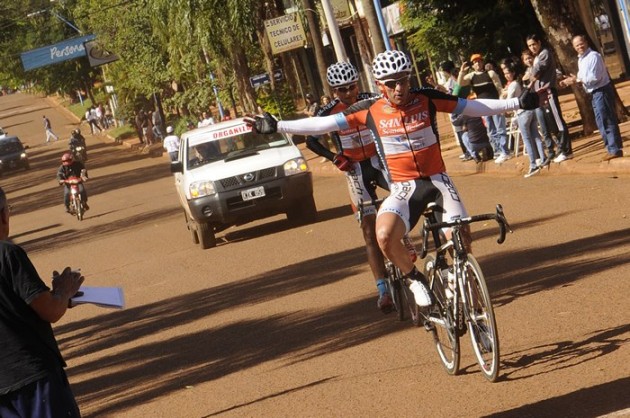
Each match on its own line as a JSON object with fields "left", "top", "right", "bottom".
{"left": 1, "top": 92, "right": 629, "bottom": 417}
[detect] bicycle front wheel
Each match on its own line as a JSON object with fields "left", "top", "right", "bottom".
{"left": 424, "top": 255, "right": 460, "bottom": 375}
{"left": 463, "top": 254, "right": 500, "bottom": 382}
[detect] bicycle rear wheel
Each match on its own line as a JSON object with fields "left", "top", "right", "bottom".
{"left": 385, "top": 262, "right": 404, "bottom": 321}
{"left": 424, "top": 255, "right": 460, "bottom": 375}
{"left": 463, "top": 254, "right": 500, "bottom": 382}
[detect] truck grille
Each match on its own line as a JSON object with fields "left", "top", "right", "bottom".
{"left": 219, "top": 167, "right": 277, "bottom": 190}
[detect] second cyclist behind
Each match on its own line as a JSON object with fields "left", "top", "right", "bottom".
{"left": 305, "top": 62, "right": 393, "bottom": 313}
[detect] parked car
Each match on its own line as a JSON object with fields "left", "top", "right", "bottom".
{"left": 0, "top": 135, "right": 30, "bottom": 174}
{"left": 171, "top": 117, "right": 317, "bottom": 249}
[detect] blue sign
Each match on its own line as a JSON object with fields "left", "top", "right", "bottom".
{"left": 250, "top": 73, "right": 270, "bottom": 88}
{"left": 249, "top": 70, "right": 284, "bottom": 88}
{"left": 21, "top": 34, "right": 96, "bottom": 71}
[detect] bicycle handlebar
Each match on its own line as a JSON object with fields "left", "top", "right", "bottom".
{"left": 424, "top": 204, "right": 513, "bottom": 244}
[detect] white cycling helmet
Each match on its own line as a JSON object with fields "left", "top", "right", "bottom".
{"left": 326, "top": 62, "right": 359, "bottom": 87}
{"left": 166, "top": 126, "right": 174, "bottom": 134}
{"left": 372, "top": 50, "right": 412, "bottom": 79}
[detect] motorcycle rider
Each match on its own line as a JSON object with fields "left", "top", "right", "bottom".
{"left": 56, "top": 153, "right": 89, "bottom": 213}
{"left": 69, "top": 129, "right": 87, "bottom": 161}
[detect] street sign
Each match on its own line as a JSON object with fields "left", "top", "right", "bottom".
{"left": 249, "top": 73, "right": 270, "bottom": 88}
{"left": 249, "top": 70, "right": 283, "bottom": 88}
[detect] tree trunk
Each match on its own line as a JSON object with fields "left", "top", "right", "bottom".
{"left": 302, "top": 0, "right": 330, "bottom": 98}
{"left": 528, "top": 0, "right": 629, "bottom": 134}
{"left": 230, "top": 45, "right": 258, "bottom": 113}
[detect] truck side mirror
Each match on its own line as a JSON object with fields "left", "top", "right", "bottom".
{"left": 170, "top": 161, "right": 183, "bottom": 173}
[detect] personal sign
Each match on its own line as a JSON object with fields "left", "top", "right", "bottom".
{"left": 264, "top": 13, "right": 307, "bottom": 55}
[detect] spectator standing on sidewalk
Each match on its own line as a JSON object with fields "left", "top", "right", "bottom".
{"left": 502, "top": 61, "right": 546, "bottom": 177}
{"left": 527, "top": 34, "right": 573, "bottom": 163}
{"left": 0, "top": 187, "right": 83, "bottom": 417}
{"left": 440, "top": 60, "right": 472, "bottom": 160}
{"left": 521, "top": 50, "right": 555, "bottom": 165}
{"left": 135, "top": 110, "right": 145, "bottom": 144}
{"left": 458, "top": 53, "right": 512, "bottom": 163}
{"left": 151, "top": 110, "right": 164, "bottom": 141}
{"left": 43, "top": 115, "right": 59, "bottom": 143}
{"left": 559, "top": 35, "right": 624, "bottom": 161}
{"left": 162, "top": 126, "right": 180, "bottom": 162}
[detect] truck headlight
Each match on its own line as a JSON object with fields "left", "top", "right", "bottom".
{"left": 20, "top": 153, "right": 27, "bottom": 159}
{"left": 283, "top": 157, "right": 309, "bottom": 176}
{"left": 190, "top": 181, "right": 216, "bottom": 198}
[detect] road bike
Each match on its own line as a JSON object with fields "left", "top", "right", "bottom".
{"left": 418, "top": 203, "right": 511, "bottom": 382}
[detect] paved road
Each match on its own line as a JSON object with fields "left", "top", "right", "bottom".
{"left": 1, "top": 92, "right": 629, "bottom": 417}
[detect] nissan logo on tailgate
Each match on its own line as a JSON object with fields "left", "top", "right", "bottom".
{"left": 243, "top": 173, "right": 255, "bottom": 182}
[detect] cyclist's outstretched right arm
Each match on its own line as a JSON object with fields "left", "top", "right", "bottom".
{"left": 252, "top": 112, "right": 349, "bottom": 136}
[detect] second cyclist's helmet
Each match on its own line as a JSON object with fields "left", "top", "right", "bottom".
{"left": 372, "top": 50, "right": 412, "bottom": 79}
{"left": 326, "top": 62, "right": 359, "bottom": 87}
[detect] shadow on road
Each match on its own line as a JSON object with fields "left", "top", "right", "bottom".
{"left": 484, "top": 376, "right": 630, "bottom": 418}
{"left": 486, "top": 227, "right": 630, "bottom": 307}
{"left": 54, "top": 245, "right": 406, "bottom": 416}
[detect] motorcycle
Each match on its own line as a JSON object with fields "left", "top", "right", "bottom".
{"left": 70, "top": 143, "right": 88, "bottom": 162}
{"left": 69, "top": 132, "right": 88, "bottom": 162}
{"left": 62, "top": 176, "right": 87, "bottom": 221}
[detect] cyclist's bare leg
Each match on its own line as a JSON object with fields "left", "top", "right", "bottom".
{"left": 362, "top": 213, "right": 392, "bottom": 312}
{"left": 375, "top": 212, "right": 414, "bottom": 274}
{"left": 361, "top": 213, "right": 387, "bottom": 279}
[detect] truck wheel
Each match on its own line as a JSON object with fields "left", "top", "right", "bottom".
{"left": 197, "top": 222, "right": 217, "bottom": 249}
{"left": 287, "top": 195, "right": 318, "bottom": 224}
{"left": 184, "top": 211, "right": 199, "bottom": 244}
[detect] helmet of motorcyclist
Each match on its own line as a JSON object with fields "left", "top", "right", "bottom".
{"left": 61, "top": 152, "right": 74, "bottom": 166}
{"left": 372, "top": 50, "right": 412, "bottom": 79}
{"left": 326, "top": 62, "right": 359, "bottom": 87}
{"left": 166, "top": 126, "right": 174, "bottom": 134}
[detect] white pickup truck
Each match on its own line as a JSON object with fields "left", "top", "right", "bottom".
{"left": 170, "top": 118, "right": 317, "bottom": 249}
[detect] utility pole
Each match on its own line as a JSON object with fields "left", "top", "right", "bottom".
{"left": 361, "top": 0, "right": 387, "bottom": 54}
{"left": 320, "top": 0, "right": 348, "bottom": 62}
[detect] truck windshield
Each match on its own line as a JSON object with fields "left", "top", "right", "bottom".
{"left": 187, "top": 131, "right": 288, "bottom": 169}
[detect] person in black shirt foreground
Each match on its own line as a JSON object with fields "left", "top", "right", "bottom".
{"left": 0, "top": 186, "right": 84, "bottom": 417}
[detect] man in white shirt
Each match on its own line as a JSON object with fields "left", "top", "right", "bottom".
{"left": 560, "top": 35, "right": 623, "bottom": 160}
{"left": 162, "top": 126, "right": 180, "bottom": 161}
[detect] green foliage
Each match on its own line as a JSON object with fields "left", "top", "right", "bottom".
{"left": 401, "top": 0, "right": 542, "bottom": 66}
{"left": 255, "top": 84, "right": 296, "bottom": 119}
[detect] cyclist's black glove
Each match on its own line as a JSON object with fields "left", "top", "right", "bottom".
{"left": 518, "top": 89, "right": 539, "bottom": 110}
{"left": 254, "top": 112, "right": 278, "bottom": 134}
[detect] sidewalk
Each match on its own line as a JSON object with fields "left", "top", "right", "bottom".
{"left": 108, "top": 82, "right": 629, "bottom": 177}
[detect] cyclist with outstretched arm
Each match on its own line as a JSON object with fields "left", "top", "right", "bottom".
{"left": 250, "top": 50, "right": 539, "bottom": 308}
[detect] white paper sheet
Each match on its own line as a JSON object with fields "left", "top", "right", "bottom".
{"left": 70, "top": 286, "right": 125, "bottom": 309}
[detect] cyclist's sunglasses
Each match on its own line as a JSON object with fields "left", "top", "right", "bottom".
{"left": 335, "top": 84, "right": 357, "bottom": 93}
{"left": 380, "top": 75, "right": 411, "bottom": 89}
